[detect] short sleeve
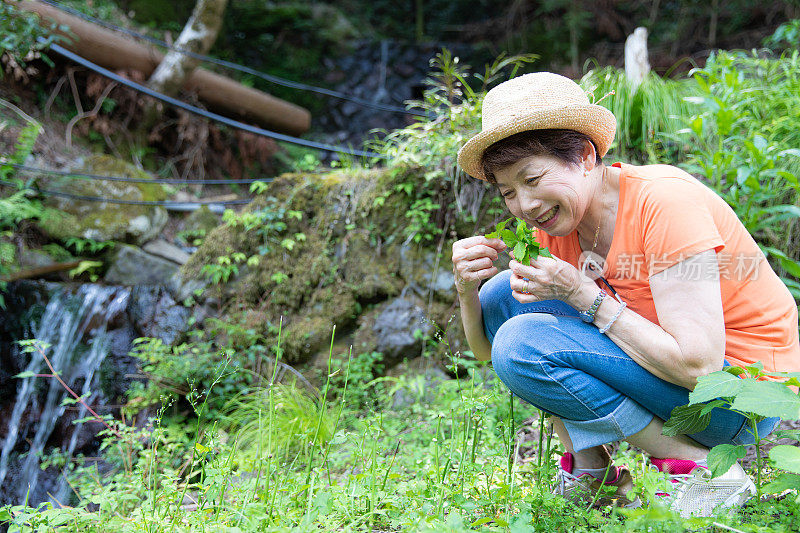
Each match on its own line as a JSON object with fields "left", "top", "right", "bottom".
{"left": 639, "top": 177, "right": 725, "bottom": 278}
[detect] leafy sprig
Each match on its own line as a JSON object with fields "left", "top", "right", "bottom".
{"left": 485, "top": 217, "right": 552, "bottom": 264}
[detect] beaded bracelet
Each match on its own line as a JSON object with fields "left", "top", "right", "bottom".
{"left": 599, "top": 301, "right": 627, "bottom": 334}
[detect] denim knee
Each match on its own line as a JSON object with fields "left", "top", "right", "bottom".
{"left": 479, "top": 269, "right": 513, "bottom": 300}
{"left": 479, "top": 270, "right": 578, "bottom": 342}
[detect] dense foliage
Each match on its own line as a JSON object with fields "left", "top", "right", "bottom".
{"left": 678, "top": 50, "right": 800, "bottom": 295}
{"left": 0, "top": 1, "right": 62, "bottom": 73}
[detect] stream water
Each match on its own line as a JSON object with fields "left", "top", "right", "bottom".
{"left": 0, "top": 284, "right": 130, "bottom": 506}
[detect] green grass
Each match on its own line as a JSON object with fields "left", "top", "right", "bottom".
{"left": 3, "top": 331, "right": 800, "bottom": 532}
{"left": 579, "top": 66, "right": 694, "bottom": 163}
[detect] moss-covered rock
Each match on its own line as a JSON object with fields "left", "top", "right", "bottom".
{"left": 351, "top": 295, "right": 432, "bottom": 365}
{"left": 182, "top": 205, "right": 221, "bottom": 237}
{"left": 182, "top": 165, "right": 501, "bottom": 365}
{"left": 38, "top": 155, "right": 168, "bottom": 245}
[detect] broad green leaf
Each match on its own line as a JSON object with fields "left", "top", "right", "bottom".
{"left": 736, "top": 166, "right": 753, "bottom": 187}
{"left": 780, "top": 257, "right": 800, "bottom": 279}
{"left": 540, "top": 246, "right": 553, "bottom": 258}
{"left": 771, "top": 445, "right": 800, "bottom": 474}
{"left": 722, "top": 366, "right": 745, "bottom": 376}
{"left": 699, "top": 398, "right": 728, "bottom": 416}
{"left": 760, "top": 204, "right": 800, "bottom": 218}
{"left": 707, "top": 444, "right": 746, "bottom": 478}
{"left": 762, "top": 473, "right": 800, "bottom": 494}
{"left": 526, "top": 243, "right": 539, "bottom": 261}
{"left": 730, "top": 379, "right": 800, "bottom": 420}
{"left": 764, "top": 246, "right": 791, "bottom": 262}
{"left": 752, "top": 134, "right": 768, "bottom": 151}
{"left": 776, "top": 170, "right": 798, "bottom": 186}
{"left": 496, "top": 217, "right": 512, "bottom": 232}
{"left": 484, "top": 218, "right": 512, "bottom": 239}
{"left": 663, "top": 403, "right": 712, "bottom": 436}
{"left": 501, "top": 229, "right": 517, "bottom": 244}
{"left": 514, "top": 242, "right": 526, "bottom": 263}
{"left": 689, "top": 372, "right": 744, "bottom": 404}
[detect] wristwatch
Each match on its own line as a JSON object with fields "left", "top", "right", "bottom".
{"left": 579, "top": 289, "right": 607, "bottom": 323}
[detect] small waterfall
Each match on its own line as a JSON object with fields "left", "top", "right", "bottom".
{"left": 0, "top": 284, "right": 130, "bottom": 504}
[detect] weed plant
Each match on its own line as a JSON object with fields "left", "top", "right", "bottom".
{"left": 677, "top": 49, "right": 800, "bottom": 295}
{"left": 579, "top": 66, "right": 693, "bottom": 163}
{"left": 0, "top": 2, "right": 63, "bottom": 71}
{"left": 665, "top": 362, "right": 800, "bottom": 499}
{"left": 6, "top": 329, "right": 800, "bottom": 532}
{"left": 371, "top": 50, "right": 538, "bottom": 239}
{"left": 0, "top": 100, "right": 59, "bottom": 306}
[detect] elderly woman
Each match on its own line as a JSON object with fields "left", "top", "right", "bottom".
{"left": 452, "top": 72, "right": 800, "bottom": 516}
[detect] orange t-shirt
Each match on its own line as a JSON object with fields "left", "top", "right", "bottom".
{"left": 535, "top": 162, "right": 800, "bottom": 375}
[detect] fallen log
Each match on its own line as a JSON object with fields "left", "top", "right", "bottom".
{"left": 17, "top": 0, "right": 311, "bottom": 136}
{"left": 0, "top": 260, "right": 82, "bottom": 282}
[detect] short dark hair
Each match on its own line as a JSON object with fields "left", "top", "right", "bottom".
{"left": 480, "top": 129, "right": 602, "bottom": 183}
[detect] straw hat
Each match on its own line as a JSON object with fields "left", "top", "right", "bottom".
{"left": 457, "top": 72, "right": 617, "bottom": 180}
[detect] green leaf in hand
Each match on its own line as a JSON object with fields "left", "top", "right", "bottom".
{"left": 485, "top": 217, "right": 552, "bottom": 263}
{"left": 485, "top": 217, "right": 512, "bottom": 239}
{"left": 500, "top": 229, "right": 517, "bottom": 243}
{"left": 514, "top": 241, "right": 527, "bottom": 264}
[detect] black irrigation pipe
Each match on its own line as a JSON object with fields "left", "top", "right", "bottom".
{"left": 47, "top": 43, "right": 387, "bottom": 160}
{"left": 40, "top": 0, "right": 432, "bottom": 118}
{"left": 0, "top": 180, "right": 251, "bottom": 207}
{"left": 7, "top": 163, "right": 273, "bottom": 185}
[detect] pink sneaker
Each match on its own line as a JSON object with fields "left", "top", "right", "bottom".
{"left": 651, "top": 458, "right": 756, "bottom": 517}
{"left": 554, "top": 452, "right": 640, "bottom": 508}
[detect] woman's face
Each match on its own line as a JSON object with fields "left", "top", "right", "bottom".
{"left": 492, "top": 153, "right": 593, "bottom": 236}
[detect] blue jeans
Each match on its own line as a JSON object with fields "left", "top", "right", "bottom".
{"left": 481, "top": 270, "right": 779, "bottom": 452}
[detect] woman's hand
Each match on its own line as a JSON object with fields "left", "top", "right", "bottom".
{"left": 452, "top": 236, "right": 506, "bottom": 295}
{"left": 508, "top": 256, "right": 591, "bottom": 304}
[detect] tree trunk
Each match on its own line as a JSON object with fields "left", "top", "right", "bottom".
{"left": 16, "top": 0, "right": 310, "bottom": 135}
{"left": 708, "top": 0, "right": 719, "bottom": 49}
{"left": 147, "top": 0, "right": 229, "bottom": 97}
{"left": 140, "top": 0, "right": 228, "bottom": 135}
{"left": 648, "top": 0, "right": 660, "bottom": 27}
{"left": 415, "top": 0, "right": 424, "bottom": 43}
{"left": 625, "top": 27, "right": 650, "bottom": 91}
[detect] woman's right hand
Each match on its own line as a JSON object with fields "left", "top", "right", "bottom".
{"left": 452, "top": 236, "right": 506, "bottom": 295}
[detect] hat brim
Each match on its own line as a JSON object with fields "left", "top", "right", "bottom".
{"left": 457, "top": 104, "right": 617, "bottom": 181}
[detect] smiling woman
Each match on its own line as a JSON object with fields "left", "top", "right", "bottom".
{"left": 450, "top": 72, "right": 800, "bottom": 517}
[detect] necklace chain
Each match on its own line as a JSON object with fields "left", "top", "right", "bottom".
{"left": 589, "top": 168, "right": 607, "bottom": 255}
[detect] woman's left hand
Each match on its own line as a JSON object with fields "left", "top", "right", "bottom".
{"left": 508, "top": 256, "right": 590, "bottom": 304}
